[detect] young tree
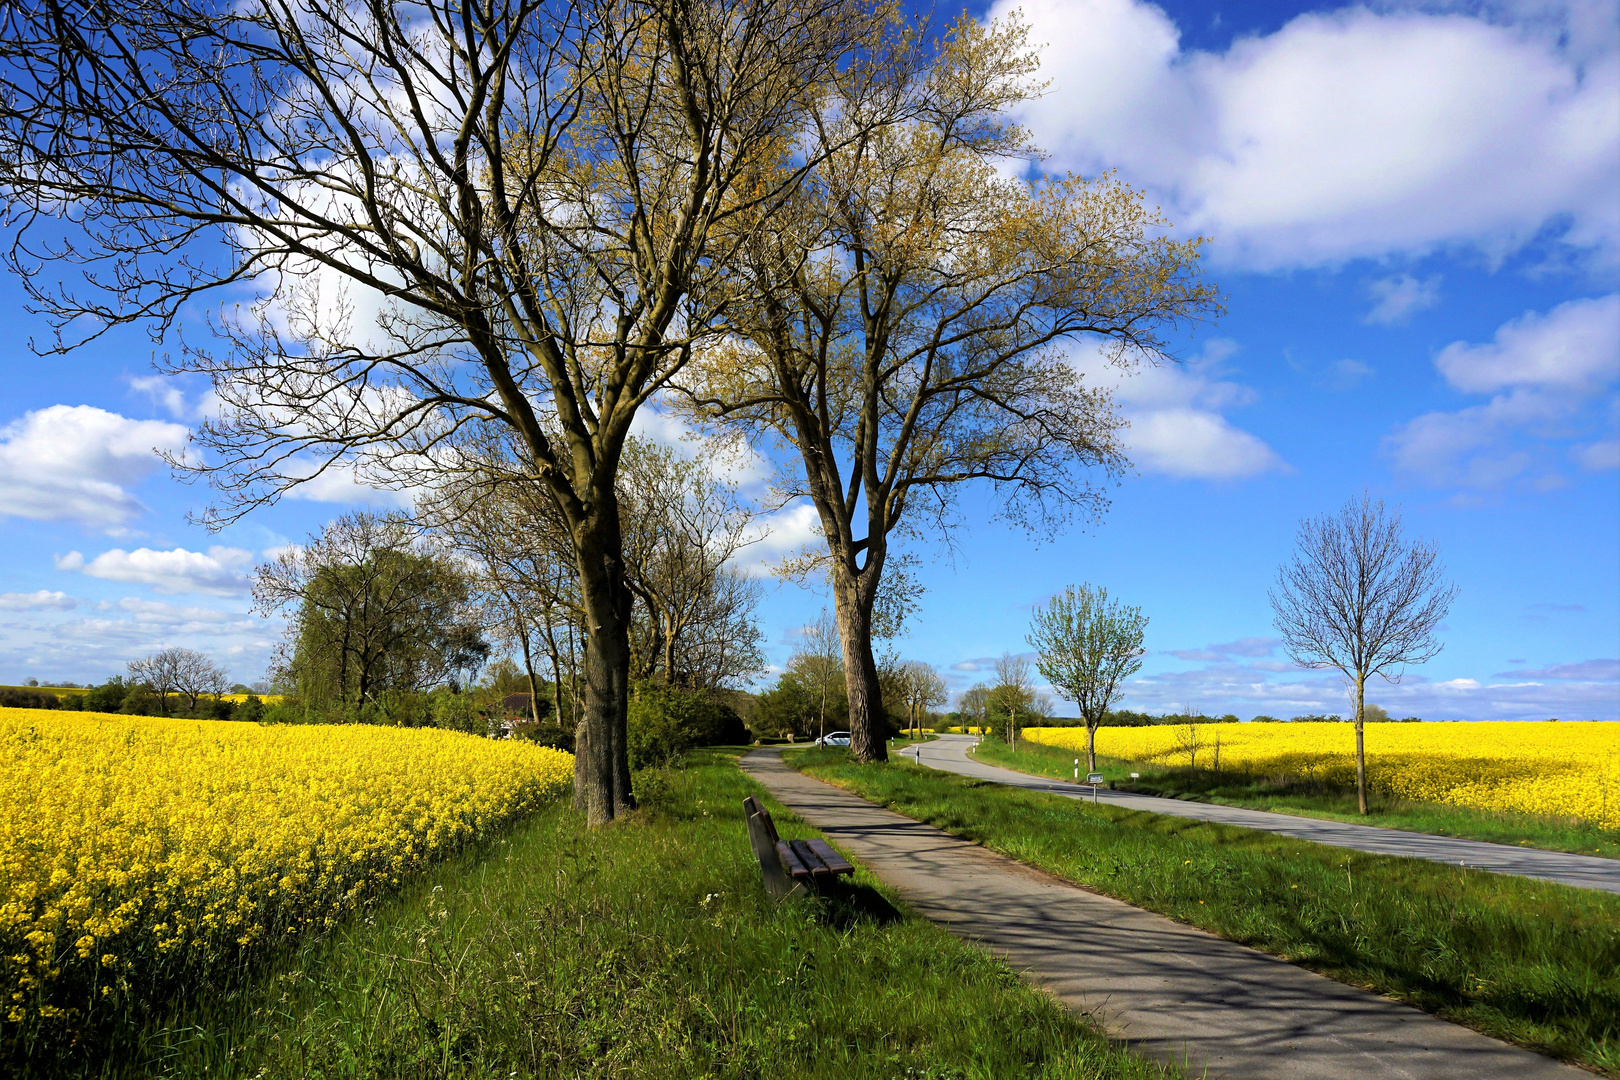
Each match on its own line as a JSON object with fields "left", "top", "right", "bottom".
{"left": 1270, "top": 493, "right": 1457, "bottom": 814}
{"left": 988, "top": 654, "right": 1035, "bottom": 750}
{"left": 792, "top": 609, "right": 845, "bottom": 745}
{"left": 0, "top": 0, "right": 889, "bottom": 824}
{"left": 679, "top": 16, "right": 1219, "bottom": 762}
{"left": 956, "top": 684, "right": 991, "bottom": 734}
{"left": 1027, "top": 584, "right": 1148, "bottom": 771}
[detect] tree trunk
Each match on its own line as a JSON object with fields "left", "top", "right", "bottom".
{"left": 573, "top": 512, "right": 637, "bottom": 824}
{"left": 1086, "top": 719, "right": 1097, "bottom": 772}
{"left": 830, "top": 564, "right": 887, "bottom": 763}
{"left": 573, "top": 718, "right": 589, "bottom": 812}
{"left": 1354, "top": 675, "right": 1368, "bottom": 815}
{"left": 517, "top": 618, "right": 541, "bottom": 727}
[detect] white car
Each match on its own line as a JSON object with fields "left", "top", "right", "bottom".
{"left": 814, "top": 731, "right": 852, "bottom": 748}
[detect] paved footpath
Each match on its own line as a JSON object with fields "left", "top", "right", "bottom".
{"left": 907, "top": 734, "right": 1620, "bottom": 894}
{"left": 740, "top": 748, "right": 1582, "bottom": 1080}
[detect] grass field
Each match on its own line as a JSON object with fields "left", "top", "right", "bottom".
{"left": 40, "top": 749, "right": 1179, "bottom": 1080}
{"left": 975, "top": 737, "right": 1620, "bottom": 858}
{"left": 788, "top": 747, "right": 1620, "bottom": 1075}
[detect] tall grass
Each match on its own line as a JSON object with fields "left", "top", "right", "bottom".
{"left": 792, "top": 748, "right": 1620, "bottom": 1075}
{"left": 57, "top": 749, "right": 1178, "bottom": 1080}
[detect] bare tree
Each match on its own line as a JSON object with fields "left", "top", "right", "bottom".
{"left": 791, "top": 609, "right": 844, "bottom": 745}
{"left": 127, "top": 650, "right": 181, "bottom": 715}
{"left": 617, "top": 439, "right": 765, "bottom": 689}
{"left": 1174, "top": 722, "right": 1206, "bottom": 769}
{"left": 0, "top": 0, "right": 888, "bottom": 825}
{"left": 679, "top": 16, "right": 1219, "bottom": 762}
{"left": 1270, "top": 493, "right": 1457, "bottom": 814}
{"left": 127, "top": 648, "right": 227, "bottom": 714}
{"left": 899, "top": 661, "right": 948, "bottom": 740}
{"left": 1028, "top": 583, "right": 1148, "bottom": 771}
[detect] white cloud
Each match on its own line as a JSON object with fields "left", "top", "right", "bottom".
{"left": 1324, "top": 358, "right": 1375, "bottom": 390}
{"left": 630, "top": 406, "right": 773, "bottom": 491}
{"left": 1126, "top": 409, "right": 1288, "bottom": 479}
{"left": 282, "top": 459, "right": 413, "bottom": 507}
{"left": 1387, "top": 294, "right": 1620, "bottom": 488}
{"left": 1575, "top": 438, "right": 1620, "bottom": 470}
{"left": 57, "top": 546, "right": 255, "bottom": 596}
{"left": 1072, "top": 342, "right": 1288, "bottom": 479}
{"left": 0, "top": 405, "right": 189, "bottom": 528}
{"left": 735, "top": 501, "right": 823, "bottom": 576}
{"left": 1364, "top": 274, "right": 1442, "bottom": 325}
{"left": 1434, "top": 294, "right": 1620, "bottom": 393}
{"left": 996, "top": 0, "right": 1619, "bottom": 268}
{"left": 0, "top": 590, "right": 77, "bottom": 612}
{"left": 113, "top": 597, "right": 251, "bottom": 626}
{"left": 126, "top": 375, "right": 190, "bottom": 419}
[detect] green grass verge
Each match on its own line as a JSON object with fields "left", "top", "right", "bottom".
{"left": 53, "top": 748, "right": 1177, "bottom": 1080}
{"left": 973, "top": 737, "right": 1620, "bottom": 859}
{"left": 787, "top": 747, "right": 1620, "bottom": 1075}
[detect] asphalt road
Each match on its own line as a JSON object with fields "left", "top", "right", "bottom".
{"left": 905, "top": 733, "right": 1620, "bottom": 894}
{"left": 740, "top": 748, "right": 1583, "bottom": 1080}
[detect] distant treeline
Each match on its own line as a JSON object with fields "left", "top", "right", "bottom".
{"left": 0, "top": 680, "right": 271, "bottom": 722}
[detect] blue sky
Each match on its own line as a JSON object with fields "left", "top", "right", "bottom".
{"left": 0, "top": 0, "right": 1615, "bottom": 721}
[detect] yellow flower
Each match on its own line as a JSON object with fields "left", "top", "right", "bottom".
{"left": 0, "top": 708, "right": 573, "bottom": 1033}
{"left": 1025, "top": 721, "right": 1620, "bottom": 829}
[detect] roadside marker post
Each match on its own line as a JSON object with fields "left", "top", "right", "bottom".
{"left": 1074, "top": 759, "right": 1079, "bottom": 781}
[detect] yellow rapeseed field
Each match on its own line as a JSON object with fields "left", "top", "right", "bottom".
{"left": 1024, "top": 721, "right": 1620, "bottom": 830}
{"left": 0, "top": 708, "right": 573, "bottom": 1042}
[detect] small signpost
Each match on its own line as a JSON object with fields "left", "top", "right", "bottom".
{"left": 1087, "top": 772, "right": 1105, "bottom": 803}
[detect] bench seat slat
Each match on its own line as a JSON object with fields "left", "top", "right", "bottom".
{"left": 789, "top": 838, "right": 833, "bottom": 879}
{"left": 775, "top": 840, "right": 813, "bottom": 880}
{"left": 803, "top": 838, "right": 855, "bottom": 876}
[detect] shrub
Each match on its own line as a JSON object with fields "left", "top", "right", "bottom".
{"left": 0, "top": 688, "right": 60, "bottom": 710}
{"left": 626, "top": 685, "right": 748, "bottom": 768}
{"left": 234, "top": 695, "right": 265, "bottom": 724}
{"left": 81, "top": 678, "right": 130, "bottom": 714}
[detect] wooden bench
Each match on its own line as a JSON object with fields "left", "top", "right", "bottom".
{"left": 743, "top": 795, "right": 855, "bottom": 897}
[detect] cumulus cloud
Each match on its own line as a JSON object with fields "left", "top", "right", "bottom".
{"left": 0, "top": 591, "right": 77, "bottom": 612}
{"left": 1434, "top": 294, "right": 1620, "bottom": 393}
{"left": 1387, "top": 294, "right": 1620, "bottom": 488}
{"left": 1072, "top": 341, "right": 1288, "bottom": 479}
{"left": 0, "top": 405, "right": 189, "bottom": 528}
{"left": 56, "top": 546, "right": 255, "bottom": 596}
{"left": 1364, "top": 274, "right": 1442, "bottom": 325}
{"left": 994, "top": 0, "right": 1618, "bottom": 268}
